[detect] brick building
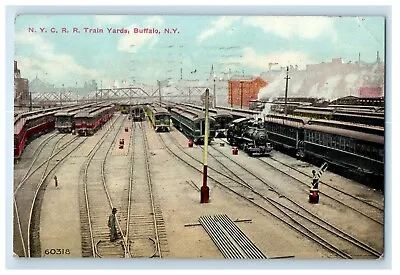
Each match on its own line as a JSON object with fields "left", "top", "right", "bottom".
{"left": 228, "top": 76, "right": 267, "bottom": 108}
{"left": 14, "top": 61, "right": 30, "bottom": 106}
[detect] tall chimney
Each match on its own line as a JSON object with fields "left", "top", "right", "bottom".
{"left": 377, "top": 51, "right": 380, "bottom": 63}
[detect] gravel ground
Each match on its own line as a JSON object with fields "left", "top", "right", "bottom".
{"left": 15, "top": 116, "right": 384, "bottom": 259}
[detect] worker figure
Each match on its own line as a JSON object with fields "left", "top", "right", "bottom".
{"left": 108, "top": 208, "right": 118, "bottom": 242}
{"left": 312, "top": 170, "right": 319, "bottom": 190}
{"left": 54, "top": 175, "right": 58, "bottom": 188}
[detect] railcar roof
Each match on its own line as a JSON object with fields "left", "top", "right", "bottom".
{"left": 74, "top": 106, "right": 113, "bottom": 118}
{"left": 333, "top": 112, "right": 384, "bottom": 119}
{"left": 171, "top": 108, "right": 215, "bottom": 122}
{"left": 26, "top": 110, "right": 59, "bottom": 121}
{"left": 266, "top": 114, "right": 310, "bottom": 124}
{"left": 14, "top": 117, "right": 26, "bottom": 134}
{"left": 308, "top": 117, "right": 384, "bottom": 132}
{"left": 305, "top": 124, "right": 384, "bottom": 144}
{"left": 151, "top": 106, "right": 169, "bottom": 114}
{"left": 293, "top": 109, "right": 332, "bottom": 116}
{"left": 216, "top": 106, "right": 260, "bottom": 116}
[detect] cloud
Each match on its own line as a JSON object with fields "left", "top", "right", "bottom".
{"left": 243, "top": 16, "right": 337, "bottom": 41}
{"left": 15, "top": 32, "right": 99, "bottom": 87}
{"left": 144, "top": 16, "right": 165, "bottom": 26}
{"left": 223, "top": 47, "right": 316, "bottom": 71}
{"left": 117, "top": 24, "right": 160, "bottom": 53}
{"left": 197, "top": 16, "right": 241, "bottom": 43}
{"left": 94, "top": 15, "right": 126, "bottom": 25}
{"left": 117, "top": 18, "right": 164, "bottom": 53}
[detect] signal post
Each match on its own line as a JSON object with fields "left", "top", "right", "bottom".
{"left": 201, "top": 88, "right": 210, "bottom": 203}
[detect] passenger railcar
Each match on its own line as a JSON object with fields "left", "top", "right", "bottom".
{"left": 14, "top": 106, "right": 75, "bottom": 159}
{"left": 131, "top": 105, "right": 145, "bottom": 122}
{"left": 170, "top": 106, "right": 216, "bottom": 144}
{"left": 293, "top": 106, "right": 385, "bottom": 127}
{"left": 264, "top": 114, "right": 309, "bottom": 157}
{"left": 55, "top": 104, "right": 95, "bottom": 133}
{"left": 216, "top": 106, "right": 260, "bottom": 120}
{"left": 303, "top": 122, "right": 384, "bottom": 177}
{"left": 145, "top": 104, "right": 171, "bottom": 131}
{"left": 119, "top": 103, "right": 130, "bottom": 114}
{"left": 179, "top": 103, "right": 233, "bottom": 138}
{"left": 293, "top": 107, "right": 335, "bottom": 120}
{"left": 14, "top": 114, "right": 27, "bottom": 159}
{"left": 249, "top": 99, "right": 268, "bottom": 111}
{"left": 74, "top": 104, "right": 115, "bottom": 136}
{"left": 227, "top": 117, "right": 272, "bottom": 156}
{"left": 264, "top": 114, "right": 384, "bottom": 179}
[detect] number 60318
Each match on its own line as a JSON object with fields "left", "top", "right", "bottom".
{"left": 44, "top": 248, "right": 70, "bottom": 255}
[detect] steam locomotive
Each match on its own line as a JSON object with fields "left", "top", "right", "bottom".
{"left": 227, "top": 118, "right": 273, "bottom": 156}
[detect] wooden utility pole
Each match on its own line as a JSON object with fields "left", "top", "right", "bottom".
{"left": 284, "top": 66, "right": 290, "bottom": 116}
{"left": 201, "top": 88, "right": 210, "bottom": 203}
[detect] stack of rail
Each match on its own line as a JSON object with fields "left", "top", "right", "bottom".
{"left": 199, "top": 214, "right": 268, "bottom": 259}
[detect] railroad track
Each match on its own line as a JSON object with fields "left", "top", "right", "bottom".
{"left": 79, "top": 114, "right": 130, "bottom": 258}
{"left": 261, "top": 155, "right": 384, "bottom": 223}
{"left": 79, "top": 117, "right": 167, "bottom": 258}
{"left": 13, "top": 132, "right": 59, "bottom": 189}
{"left": 216, "top": 137, "right": 384, "bottom": 225}
{"left": 158, "top": 133, "right": 382, "bottom": 259}
{"left": 13, "top": 133, "right": 88, "bottom": 257}
{"left": 126, "top": 121, "right": 167, "bottom": 258}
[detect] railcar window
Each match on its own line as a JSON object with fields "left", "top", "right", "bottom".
{"left": 321, "top": 133, "right": 327, "bottom": 145}
{"left": 372, "top": 146, "right": 378, "bottom": 160}
{"left": 332, "top": 136, "right": 336, "bottom": 148}
{"left": 361, "top": 144, "right": 366, "bottom": 154}
{"left": 379, "top": 149, "right": 384, "bottom": 162}
{"left": 339, "top": 137, "right": 345, "bottom": 150}
{"left": 356, "top": 143, "right": 361, "bottom": 154}
{"left": 345, "top": 138, "right": 351, "bottom": 152}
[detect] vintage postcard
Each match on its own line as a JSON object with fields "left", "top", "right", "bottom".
{"left": 13, "top": 14, "right": 385, "bottom": 260}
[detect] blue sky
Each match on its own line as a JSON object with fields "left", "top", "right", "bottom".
{"left": 14, "top": 15, "right": 385, "bottom": 89}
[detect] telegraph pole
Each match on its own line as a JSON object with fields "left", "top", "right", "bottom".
{"left": 284, "top": 66, "right": 290, "bottom": 116}
{"left": 61, "top": 84, "right": 64, "bottom": 106}
{"left": 201, "top": 88, "right": 210, "bottom": 203}
{"left": 29, "top": 91, "right": 32, "bottom": 111}
{"left": 230, "top": 82, "right": 233, "bottom": 108}
{"left": 240, "top": 81, "right": 244, "bottom": 109}
{"left": 213, "top": 78, "right": 216, "bottom": 108}
{"left": 158, "top": 80, "right": 162, "bottom": 106}
{"left": 100, "top": 80, "right": 103, "bottom": 102}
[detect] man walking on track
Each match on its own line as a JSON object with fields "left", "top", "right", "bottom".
{"left": 108, "top": 208, "right": 118, "bottom": 242}
{"left": 54, "top": 175, "right": 58, "bottom": 188}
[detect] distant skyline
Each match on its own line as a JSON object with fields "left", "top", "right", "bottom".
{"left": 14, "top": 15, "right": 385, "bottom": 89}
